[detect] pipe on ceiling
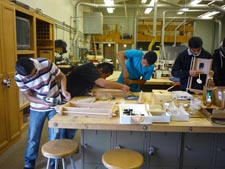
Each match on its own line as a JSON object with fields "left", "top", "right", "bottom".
{"left": 215, "top": 19, "right": 222, "bottom": 46}
{"left": 161, "top": 9, "right": 212, "bottom": 60}
{"left": 173, "top": 20, "right": 187, "bottom": 46}
{"left": 208, "top": 4, "right": 225, "bottom": 13}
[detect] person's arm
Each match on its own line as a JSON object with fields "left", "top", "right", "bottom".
{"left": 22, "top": 89, "right": 49, "bottom": 106}
{"left": 117, "top": 51, "right": 129, "bottom": 84}
{"left": 95, "top": 78, "right": 130, "bottom": 92}
{"left": 171, "top": 54, "right": 190, "bottom": 78}
{"left": 55, "top": 72, "right": 71, "bottom": 101}
{"left": 212, "top": 50, "right": 221, "bottom": 86}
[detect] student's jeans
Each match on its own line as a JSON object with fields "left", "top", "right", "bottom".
{"left": 24, "top": 109, "right": 59, "bottom": 168}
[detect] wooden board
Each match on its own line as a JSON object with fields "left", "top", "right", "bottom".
{"left": 187, "top": 58, "right": 212, "bottom": 93}
{"left": 91, "top": 88, "right": 129, "bottom": 98}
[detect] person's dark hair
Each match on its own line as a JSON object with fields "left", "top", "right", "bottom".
{"left": 144, "top": 51, "right": 157, "bottom": 65}
{"left": 188, "top": 36, "right": 203, "bottom": 49}
{"left": 97, "top": 62, "right": 114, "bottom": 74}
{"left": 16, "top": 57, "right": 35, "bottom": 76}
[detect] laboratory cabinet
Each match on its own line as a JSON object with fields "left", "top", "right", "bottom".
{"left": 213, "top": 134, "right": 225, "bottom": 169}
{"left": 148, "top": 132, "right": 181, "bottom": 169}
{"left": 80, "top": 130, "right": 225, "bottom": 169}
{"left": 0, "top": 0, "right": 21, "bottom": 154}
{"left": 181, "top": 133, "right": 214, "bottom": 169}
{"left": 81, "top": 130, "right": 113, "bottom": 169}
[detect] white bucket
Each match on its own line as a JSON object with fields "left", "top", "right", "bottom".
{"left": 155, "top": 70, "right": 162, "bottom": 79}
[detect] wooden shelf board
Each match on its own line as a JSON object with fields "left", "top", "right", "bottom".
{"left": 17, "top": 50, "right": 35, "bottom": 55}
{"left": 20, "top": 102, "right": 30, "bottom": 111}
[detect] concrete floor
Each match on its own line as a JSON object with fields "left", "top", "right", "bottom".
{"left": 0, "top": 120, "right": 81, "bottom": 169}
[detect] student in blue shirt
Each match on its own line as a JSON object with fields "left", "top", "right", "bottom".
{"left": 117, "top": 49, "right": 157, "bottom": 92}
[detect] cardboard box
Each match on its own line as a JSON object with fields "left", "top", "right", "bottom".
{"left": 119, "top": 103, "right": 171, "bottom": 124}
{"left": 119, "top": 104, "right": 152, "bottom": 124}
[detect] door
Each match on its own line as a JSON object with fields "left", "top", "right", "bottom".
{"left": 1, "top": 2, "right": 20, "bottom": 142}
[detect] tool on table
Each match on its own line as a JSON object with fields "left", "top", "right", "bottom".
{"left": 43, "top": 97, "right": 61, "bottom": 106}
{"left": 124, "top": 92, "right": 139, "bottom": 100}
{"left": 197, "top": 73, "right": 202, "bottom": 84}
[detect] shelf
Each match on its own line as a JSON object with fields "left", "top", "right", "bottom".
{"left": 20, "top": 102, "right": 30, "bottom": 111}
{"left": 17, "top": 50, "right": 35, "bottom": 55}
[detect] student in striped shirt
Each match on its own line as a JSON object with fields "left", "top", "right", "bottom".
{"left": 15, "top": 57, "right": 71, "bottom": 169}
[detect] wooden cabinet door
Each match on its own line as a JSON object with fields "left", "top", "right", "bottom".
{"left": 0, "top": 76, "right": 9, "bottom": 152}
{"left": 0, "top": 2, "right": 20, "bottom": 144}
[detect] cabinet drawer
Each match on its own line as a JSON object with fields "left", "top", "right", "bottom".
{"left": 39, "top": 50, "right": 53, "bottom": 60}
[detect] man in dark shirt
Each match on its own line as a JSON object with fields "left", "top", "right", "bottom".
{"left": 67, "top": 62, "right": 129, "bottom": 97}
{"left": 171, "top": 36, "right": 212, "bottom": 91}
{"left": 61, "top": 62, "right": 130, "bottom": 139}
{"left": 212, "top": 38, "right": 225, "bottom": 86}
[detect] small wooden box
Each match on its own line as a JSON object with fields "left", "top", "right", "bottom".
{"left": 57, "top": 101, "right": 115, "bottom": 118}
{"left": 152, "top": 90, "right": 172, "bottom": 103}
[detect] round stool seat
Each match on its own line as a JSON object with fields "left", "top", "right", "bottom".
{"left": 102, "top": 149, "right": 144, "bottom": 169}
{"left": 42, "top": 139, "right": 79, "bottom": 159}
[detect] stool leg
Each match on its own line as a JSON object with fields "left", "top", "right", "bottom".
{"left": 55, "top": 159, "right": 58, "bottom": 169}
{"left": 62, "top": 158, "right": 66, "bottom": 169}
{"left": 69, "top": 155, "right": 76, "bottom": 169}
{"left": 46, "top": 158, "right": 50, "bottom": 169}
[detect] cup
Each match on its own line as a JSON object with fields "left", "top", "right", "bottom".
{"left": 189, "top": 98, "right": 201, "bottom": 114}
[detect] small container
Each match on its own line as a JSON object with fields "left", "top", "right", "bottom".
{"left": 205, "top": 89, "right": 212, "bottom": 107}
{"left": 189, "top": 98, "right": 201, "bottom": 115}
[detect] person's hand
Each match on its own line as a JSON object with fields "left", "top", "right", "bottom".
{"left": 121, "top": 84, "right": 130, "bottom": 92}
{"left": 209, "top": 70, "right": 214, "bottom": 78}
{"left": 189, "top": 70, "right": 202, "bottom": 77}
{"left": 62, "top": 91, "right": 71, "bottom": 101}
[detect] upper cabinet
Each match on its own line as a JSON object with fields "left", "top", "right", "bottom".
{"left": 15, "top": 5, "right": 55, "bottom": 61}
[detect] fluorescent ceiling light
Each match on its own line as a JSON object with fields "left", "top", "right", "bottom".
{"left": 149, "top": 0, "right": 155, "bottom": 6}
{"left": 177, "top": 11, "right": 184, "bottom": 15}
{"left": 145, "top": 8, "right": 153, "bottom": 14}
{"left": 181, "top": 8, "right": 189, "bottom": 11}
{"left": 141, "top": 0, "right": 147, "bottom": 4}
{"left": 190, "top": 0, "right": 202, "bottom": 5}
{"left": 107, "top": 8, "right": 115, "bottom": 13}
{"left": 104, "top": 0, "right": 114, "bottom": 5}
{"left": 104, "top": 0, "right": 114, "bottom": 13}
{"left": 198, "top": 11, "right": 220, "bottom": 19}
{"left": 144, "top": 0, "right": 155, "bottom": 14}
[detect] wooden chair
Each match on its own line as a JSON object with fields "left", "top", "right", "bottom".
{"left": 102, "top": 148, "right": 144, "bottom": 169}
{"left": 41, "top": 139, "right": 79, "bottom": 169}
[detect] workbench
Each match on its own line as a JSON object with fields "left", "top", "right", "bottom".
{"left": 49, "top": 93, "right": 225, "bottom": 169}
{"left": 107, "top": 71, "right": 178, "bottom": 91}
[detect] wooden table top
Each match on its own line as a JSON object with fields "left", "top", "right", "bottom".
{"left": 49, "top": 93, "right": 225, "bottom": 133}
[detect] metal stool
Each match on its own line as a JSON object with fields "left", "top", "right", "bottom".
{"left": 102, "top": 148, "right": 144, "bottom": 169}
{"left": 41, "top": 139, "right": 79, "bottom": 169}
